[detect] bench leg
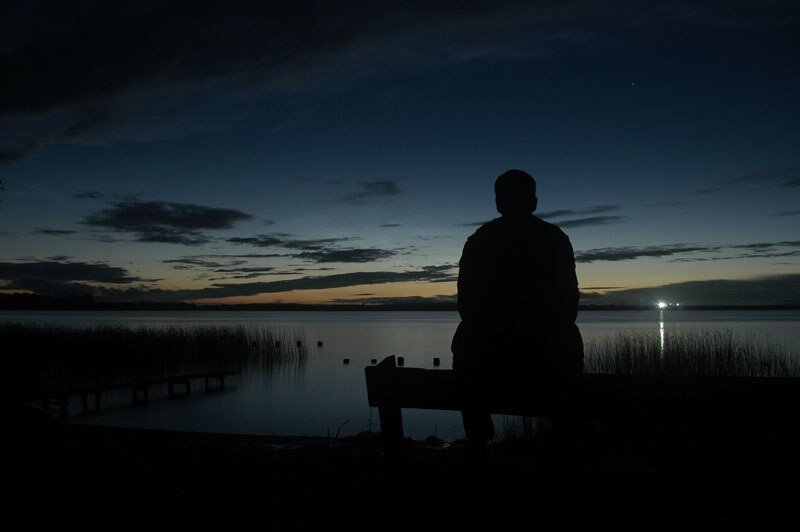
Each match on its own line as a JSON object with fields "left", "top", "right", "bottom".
{"left": 378, "top": 406, "right": 404, "bottom": 462}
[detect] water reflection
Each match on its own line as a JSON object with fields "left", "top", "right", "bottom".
{"left": 4, "top": 309, "right": 797, "bottom": 441}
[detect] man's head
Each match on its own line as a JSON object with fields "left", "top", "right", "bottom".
{"left": 494, "top": 169, "right": 537, "bottom": 216}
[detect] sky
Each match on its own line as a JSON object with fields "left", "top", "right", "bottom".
{"left": 1, "top": 1, "right": 798, "bottom": 306}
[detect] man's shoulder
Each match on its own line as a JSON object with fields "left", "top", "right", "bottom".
{"left": 533, "top": 216, "right": 571, "bottom": 242}
{"left": 470, "top": 215, "right": 570, "bottom": 241}
{"left": 470, "top": 217, "right": 504, "bottom": 237}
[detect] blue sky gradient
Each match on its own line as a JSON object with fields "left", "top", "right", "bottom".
{"left": 1, "top": 1, "right": 798, "bottom": 305}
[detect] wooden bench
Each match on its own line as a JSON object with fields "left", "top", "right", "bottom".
{"left": 365, "top": 355, "right": 800, "bottom": 460}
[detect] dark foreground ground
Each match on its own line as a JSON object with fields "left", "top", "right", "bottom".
{"left": 6, "top": 406, "right": 800, "bottom": 531}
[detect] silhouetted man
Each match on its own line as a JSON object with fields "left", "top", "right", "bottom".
{"left": 451, "top": 169, "right": 584, "bottom": 444}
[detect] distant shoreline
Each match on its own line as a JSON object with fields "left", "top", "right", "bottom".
{"left": 1, "top": 294, "right": 798, "bottom": 312}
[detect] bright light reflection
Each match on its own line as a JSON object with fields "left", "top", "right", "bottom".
{"left": 657, "top": 301, "right": 667, "bottom": 309}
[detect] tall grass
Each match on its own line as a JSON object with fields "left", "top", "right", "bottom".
{"left": 0, "top": 323, "right": 307, "bottom": 400}
{"left": 585, "top": 329, "right": 800, "bottom": 377}
{"left": 498, "top": 330, "right": 799, "bottom": 444}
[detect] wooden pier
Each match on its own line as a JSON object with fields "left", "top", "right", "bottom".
{"left": 39, "top": 370, "right": 240, "bottom": 418}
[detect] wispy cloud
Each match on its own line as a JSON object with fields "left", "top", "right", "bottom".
{"left": 732, "top": 167, "right": 800, "bottom": 189}
{"left": 333, "top": 294, "right": 456, "bottom": 305}
{"left": 82, "top": 200, "right": 252, "bottom": 245}
{"left": 580, "top": 274, "right": 800, "bottom": 306}
{"left": 73, "top": 191, "right": 105, "bottom": 200}
{"left": 556, "top": 216, "right": 626, "bottom": 229}
{"left": 537, "top": 205, "right": 622, "bottom": 219}
{"left": 575, "top": 244, "right": 715, "bottom": 263}
{"left": 226, "top": 232, "right": 398, "bottom": 263}
{"left": 458, "top": 206, "right": 624, "bottom": 228}
{"left": 696, "top": 166, "right": 800, "bottom": 194}
{"left": 576, "top": 240, "right": 800, "bottom": 263}
{"left": 342, "top": 180, "right": 401, "bottom": 203}
{"left": 53, "top": 264, "right": 458, "bottom": 301}
{"left": 771, "top": 210, "right": 800, "bottom": 217}
{"left": 227, "top": 234, "right": 350, "bottom": 250}
{"left": 457, "top": 220, "right": 492, "bottom": 227}
{"left": 0, "top": 259, "right": 145, "bottom": 296}
{"left": 645, "top": 201, "right": 687, "bottom": 208}
{"left": 33, "top": 228, "right": 77, "bottom": 236}
{"left": 294, "top": 249, "right": 397, "bottom": 263}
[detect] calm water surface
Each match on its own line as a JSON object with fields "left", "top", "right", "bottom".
{"left": 3, "top": 310, "right": 799, "bottom": 440}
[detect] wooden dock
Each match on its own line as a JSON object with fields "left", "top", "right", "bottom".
{"left": 39, "top": 370, "right": 240, "bottom": 418}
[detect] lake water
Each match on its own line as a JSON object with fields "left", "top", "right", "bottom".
{"left": 3, "top": 309, "right": 799, "bottom": 441}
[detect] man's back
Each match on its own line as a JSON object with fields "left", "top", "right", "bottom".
{"left": 457, "top": 215, "right": 578, "bottom": 330}
{"left": 452, "top": 173, "right": 583, "bottom": 377}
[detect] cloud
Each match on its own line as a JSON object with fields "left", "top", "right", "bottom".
{"left": 575, "top": 244, "right": 717, "bottom": 263}
{"left": 193, "top": 253, "right": 287, "bottom": 259}
{"left": 74, "top": 191, "right": 105, "bottom": 200}
{"left": 226, "top": 232, "right": 397, "bottom": 263}
{"left": 556, "top": 216, "right": 626, "bottom": 228}
{"left": 2, "top": 2, "right": 795, "bottom": 163}
{"left": 458, "top": 220, "right": 492, "bottom": 227}
{"left": 33, "top": 228, "right": 77, "bottom": 236}
{"left": 294, "top": 248, "right": 397, "bottom": 263}
{"left": 79, "top": 264, "right": 458, "bottom": 301}
{"left": 226, "top": 235, "right": 287, "bottom": 247}
{"left": 227, "top": 234, "right": 350, "bottom": 250}
{"left": 206, "top": 266, "right": 277, "bottom": 281}
{"left": 696, "top": 166, "right": 800, "bottom": 194}
{"left": 0, "top": 260, "right": 143, "bottom": 295}
{"left": 333, "top": 294, "right": 456, "bottom": 305}
{"left": 342, "top": 180, "right": 401, "bottom": 203}
{"left": 576, "top": 240, "right": 800, "bottom": 263}
{"left": 580, "top": 274, "right": 800, "bottom": 306}
{"left": 645, "top": 201, "right": 687, "bottom": 208}
{"left": 212, "top": 267, "right": 275, "bottom": 274}
{"left": 695, "top": 186, "right": 725, "bottom": 195}
{"left": 732, "top": 167, "right": 800, "bottom": 189}
{"left": 82, "top": 200, "right": 252, "bottom": 245}
{"left": 163, "top": 258, "right": 246, "bottom": 269}
{"left": 537, "top": 205, "right": 622, "bottom": 219}
{"left": 459, "top": 206, "right": 623, "bottom": 228}
{"left": 771, "top": 210, "right": 800, "bottom": 217}
{"left": 380, "top": 223, "right": 402, "bottom": 228}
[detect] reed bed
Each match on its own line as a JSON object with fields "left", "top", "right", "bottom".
{"left": 0, "top": 323, "right": 307, "bottom": 400}
{"left": 498, "top": 329, "right": 799, "bottom": 443}
{"left": 585, "top": 329, "right": 799, "bottom": 377}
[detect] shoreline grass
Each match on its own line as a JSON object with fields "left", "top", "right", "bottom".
{"left": 585, "top": 329, "right": 799, "bottom": 377}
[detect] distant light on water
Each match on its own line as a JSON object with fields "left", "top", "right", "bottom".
{"left": 658, "top": 301, "right": 667, "bottom": 309}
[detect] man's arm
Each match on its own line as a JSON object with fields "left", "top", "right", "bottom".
{"left": 557, "top": 234, "right": 580, "bottom": 324}
{"left": 456, "top": 236, "right": 487, "bottom": 323}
